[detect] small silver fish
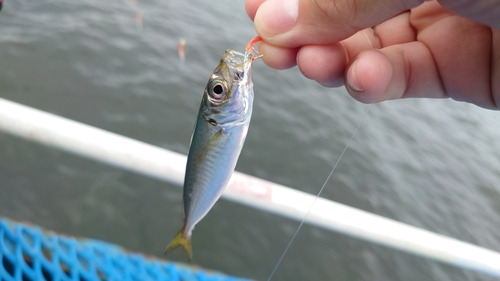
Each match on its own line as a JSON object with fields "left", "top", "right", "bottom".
{"left": 165, "top": 39, "right": 261, "bottom": 261}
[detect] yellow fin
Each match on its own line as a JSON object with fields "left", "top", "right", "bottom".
{"left": 164, "top": 228, "right": 193, "bottom": 261}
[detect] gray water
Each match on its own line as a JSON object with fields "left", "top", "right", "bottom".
{"left": 1, "top": 0, "right": 500, "bottom": 280}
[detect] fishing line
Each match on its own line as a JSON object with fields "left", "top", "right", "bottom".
{"left": 266, "top": 103, "right": 373, "bottom": 281}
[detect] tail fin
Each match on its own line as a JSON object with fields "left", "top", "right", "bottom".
{"left": 164, "top": 228, "right": 192, "bottom": 261}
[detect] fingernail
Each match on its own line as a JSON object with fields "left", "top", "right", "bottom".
{"left": 254, "top": 0, "right": 298, "bottom": 36}
{"left": 320, "top": 77, "right": 344, "bottom": 88}
{"left": 347, "top": 60, "right": 364, "bottom": 92}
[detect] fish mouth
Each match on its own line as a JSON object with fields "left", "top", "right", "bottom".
{"left": 218, "top": 49, "right": 246, "bottom": 83}
{"left": 216, "top": 46, "right": 260, "bottom": 88}
{"left": 222, "top": 49, "right": 246, "bottom": 73}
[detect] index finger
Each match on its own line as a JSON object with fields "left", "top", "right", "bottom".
{"left": 245, "top": 0, "right": 266, "bottom": 20}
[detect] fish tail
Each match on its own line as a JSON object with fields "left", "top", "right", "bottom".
{"left": 164, "top": 227, "right": 192, "bottom": 261}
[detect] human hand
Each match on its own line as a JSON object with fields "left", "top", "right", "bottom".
{"left": 245, "top": 0, "right": 500, "bottom": 109}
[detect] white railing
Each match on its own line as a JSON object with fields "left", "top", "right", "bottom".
{"left": 1, "top": 97, "right": 499, "bottom": 278}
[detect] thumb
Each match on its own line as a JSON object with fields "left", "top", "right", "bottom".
{"left": 253, "top": 0, "right": 423, "bottom": 47}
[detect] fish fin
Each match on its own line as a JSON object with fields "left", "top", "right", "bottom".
{"left": 165, "top": 228, "right": 193, "bottom": 261}
{"left": 196, "top": 129, "right": 223, "bottom": 164}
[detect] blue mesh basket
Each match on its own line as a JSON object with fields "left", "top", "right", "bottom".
{"left": 0, "top": 218, "right": 252, "bottom": 281}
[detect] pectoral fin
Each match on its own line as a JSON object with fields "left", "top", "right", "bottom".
{"left": 196, "top": 129, "right": 223, "bottom": 164}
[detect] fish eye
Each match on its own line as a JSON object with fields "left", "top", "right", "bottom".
{"left": 208, "top": 81, "right": 227, "bottom": 100}
{"left": 213, "top": 84, "right": 224, "bottom": 95}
